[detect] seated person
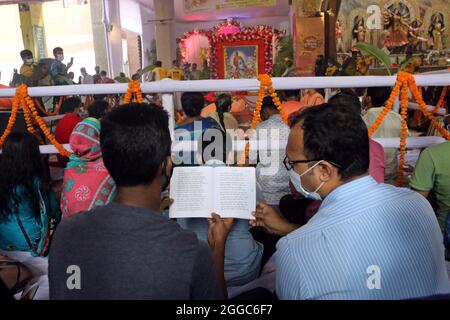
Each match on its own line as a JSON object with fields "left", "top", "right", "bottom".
{"left": 299, "top": 89, "right": 324, "bottom": 109}
{"left": 174, "top": 92, "right": 221, "bottom": 166}
{"left": 54, "top": 97, "right": 83, "bottom": 168}
{"left": 87, "top": 100, "right": 110, "bottom": 120}
{"left": 49, "top": 103, "right": 232, "bottom": 300}
{"left": 280, "top": 90, "right": 302, "bottom": 118}
{"left": 410, "top": 116, "right": 450, "bottom": 233}
{"left": 0, "top": 132, "right": 61, "bottom": 256}
{"left": 177, "top": 129, "right": 263, "bottom": 287}
{"left": 363, "top": 86, "right": 403, "bottom": 185}
{"left": 60, "top": 118, "right": 116, "bottom": 219}
{"left": 207, "top": 94, "right": 239, "bottom": 131}
{"left": 255, "top": 97, "right": 290, "bottom": 206}
{"left": 252, "top": 104, "right": 450, "bottom": 300}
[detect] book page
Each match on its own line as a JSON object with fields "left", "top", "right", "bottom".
{"left": 169, "top": 167, "right": 214, "bottom": 218}
{"left": 213, "top": 167, "right": 256, "bottom": 220}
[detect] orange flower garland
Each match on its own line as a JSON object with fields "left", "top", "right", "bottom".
{"left": 432, "top": 86, "right": 448, "bottom": 114}
{"left": 239, "top": 74, "right": 286, "bottom": 165}
{"left": 0, "top": 95, "right": 19, "bottom": 146}
{"left": 367, "top": 81, "right": 402, "bottom": 137}
{"left": 408, "top": 75, "right": 450, "bottom": 140}
{"left": 123, "top": 80, "right": 143, "bottom": 104}
{"left": 0, "top": 84, "right": 72, "bottom": 157}
{"left": 33, "top": 96, "right": 65, "bottom": 117}
{"left": 397, "top": 74, "right": 409, "bottom": 187}
{"left": 368, "top": 71, "right": 450, "bottom": 186}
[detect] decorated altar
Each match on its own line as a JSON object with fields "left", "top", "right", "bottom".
{"left": 179, "top": 19, "right": 284, "bottom": 79}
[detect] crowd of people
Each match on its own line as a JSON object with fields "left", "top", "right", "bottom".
{"left": 10, "top": 47, "right": 204, "bottom": 90}
{"left": 1, "top": 48, "right": 450, "bottom": 300}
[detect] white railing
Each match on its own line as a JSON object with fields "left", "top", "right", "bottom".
{"left": 0, "top": 74, "right": 448, "bottom": 154}
{"left": 0, "top": 74, "right": 450, "bottom": 97}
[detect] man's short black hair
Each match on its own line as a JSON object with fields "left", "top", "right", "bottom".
{"left": 181, "top": 92, "right": 204, "bottom": 117}
{"left": 328, "top": 89, "right": 362, "bottom": 115}
{"left": 290, "top": 103, "right": 369, "bottom": 180}
{"left": 53, "top": 47, "right": 63, "bottom": 55}
{"left": 100, "top": 103, "right": 171, "bottom": 187}
{"left": 20, "top": 49, "right": 33, "bottom": 58}
{"left": 61, "top": 97, "right": 82, "bottom": 114}
{"left": 198, "top": 128, "right": 232, "bottom": 164}
{"left": 261, "top": 96, "right": 278, "bottom": 112}
{"left": 367, "top": 87, "right": 392, "bottom": 108}
{"left": 284, "top": 90, "right": 299, "bottom": 99}
{"left": 88, "top": 100, "right": 109, "bottom": 119}
{"left": 100, "top": 70, "right": 107, "bottom": 76}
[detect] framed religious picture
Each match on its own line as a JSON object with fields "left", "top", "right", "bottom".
{"left": 216, "top": 40, "right": 266, "bottom": 79}
{"left": 224, "top": 45, "right": 258, "bottom": 79}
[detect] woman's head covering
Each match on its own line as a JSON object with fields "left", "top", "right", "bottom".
{"left": 68, "top": 117, "right": 102, "bottom": 164}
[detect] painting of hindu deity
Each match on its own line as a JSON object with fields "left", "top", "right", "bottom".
{"left": 224, "top": 45, "right": 258, "bottom": 79}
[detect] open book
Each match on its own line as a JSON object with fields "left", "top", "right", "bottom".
{"left": 169, "top": 166, "right": 256, "bottom": 220}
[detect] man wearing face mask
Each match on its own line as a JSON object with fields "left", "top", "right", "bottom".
{"left": 49, "top": 103, "right": 232, "bottom": 300}
{"left": 19, "top": 49, "right": 35, "bottom": 79}
{"left": 252, "top": 103, "right": 450, "bottom": 300}
{"left": 50, "top": 47, "right": 74, "bottom": 85}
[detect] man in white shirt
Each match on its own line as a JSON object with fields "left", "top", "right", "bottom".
{"left": 363, "top": 87, "right": 403, "bottom": 185}
{"left": 255, "top": 97, "right": 290, "bottom": 206}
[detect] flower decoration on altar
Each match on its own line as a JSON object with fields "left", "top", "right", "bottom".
{"left": 179, "top": 19, "right": 283, "bottom": 79}
{"left": 216, "top": 18, "right": 242, "bottom": 35}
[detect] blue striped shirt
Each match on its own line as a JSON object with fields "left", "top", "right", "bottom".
{"left": 276, "top": 176, "right": 450, "bottom": 300}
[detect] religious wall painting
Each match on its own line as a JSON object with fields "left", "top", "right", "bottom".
{"left": 184, "top": 0, "right": 213, "bottom": 13}
{"left": 224, "top": 45, "right": 258, "bottom": 79}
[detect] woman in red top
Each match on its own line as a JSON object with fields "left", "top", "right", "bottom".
{"left": 54, "top": 97, "right": 83, "bottom": 167}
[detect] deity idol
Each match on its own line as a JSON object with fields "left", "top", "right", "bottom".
{"left": 336, "top": 20, "right": 345, "bottom": 53}
{"left": 408, "top": 20, "right": 428, "bottom": 52}
{"left": 352, "top": 17, "right": 366, "bottom": 50}
{"left": 429, "top": 14, "right": 446, "bottom": 52}
{"left": 383, "top": 3, "right": 410, "bottom": 49}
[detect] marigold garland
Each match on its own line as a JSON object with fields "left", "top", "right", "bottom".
{"left": 123, "top": 80, "right": 143, "bottom": 104}
{"left": 239, "top": 74, "right": 287, "bottom": 165}
{"left": 397, "top": 75, "right": 409, "bottom": 187}
{"left": 368, "top": 71, "right": 450, "bottom": 187}
{"left": 34, "top": 96, "right": 64, "bottom": 116}
{"left": 0, "top": 84, "right": 71, "bottom": 157}
{"left": 432, "top": 86, "right": 448, "bottom": 114}
{"left": 0, "top": 95, "right": 19, "bottom": 146}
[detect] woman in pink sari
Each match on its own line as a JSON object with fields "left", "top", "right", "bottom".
{"left": 60, "top": 118, "right": 116, "bottom": 219}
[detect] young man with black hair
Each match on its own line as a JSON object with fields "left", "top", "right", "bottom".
{"left": 50, "top": 47, "right": 74, "bottom": 85}
{"left": 49, "top": 103, "right": 232, "bottom": 299}
{"left": 363, "top": 86, "right": 403, "bottom": 185}
{"left": 19, "top": 49, "right": 35, "bottom": 79}
{"left": 256, "top": 96, "right": 290, "bottom": 206}
{"left": 175, "top": 92, "right": 221, "bottom": 166}
{"left": 251, "top": 103, "right": 450, "bottom": 300}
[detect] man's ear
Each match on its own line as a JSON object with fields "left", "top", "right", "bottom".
{"left": 164, "top": 155, "right": 173, "bottom": 174}
{"left": 318, "top": 161, "right": 335, "bottom": 182}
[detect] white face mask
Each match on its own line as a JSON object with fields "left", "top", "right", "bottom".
{"left": 57, "top": 54, "right": 64, "bottom": 62}
{"left": 289, "top": 160, "right": 325, "bottom": 201}
{"left": 25, "top": 58, "right": 34, "bottom": 65}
